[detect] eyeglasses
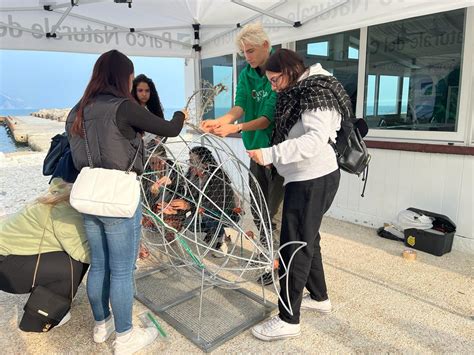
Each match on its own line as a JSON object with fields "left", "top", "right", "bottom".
{"left": 268, "top": 74, "right": 282, "bottom": 85}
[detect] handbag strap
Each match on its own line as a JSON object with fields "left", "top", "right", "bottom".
{"left": 82, "top": 123, "right": 142, "bottom": 173}
{"left": 32, "top": 207, "right": 75, "bottom": 303}
{"left": 32, "top": 208, "right": 52, "bottom": 288}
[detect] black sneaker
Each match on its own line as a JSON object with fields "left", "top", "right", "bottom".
{"left": 256, "top": 271, "right": 274, "bottom": 286}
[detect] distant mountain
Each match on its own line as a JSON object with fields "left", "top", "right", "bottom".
{"left": 0, "top": 92, "right": 32, "bottom": 109}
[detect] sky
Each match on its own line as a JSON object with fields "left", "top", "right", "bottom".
{"left": 0, "top": 49, "right": 185, "bottom": 111}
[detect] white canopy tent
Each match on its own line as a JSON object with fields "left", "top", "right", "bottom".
{"left": 1, "top": 0, "right": 471, "bottom": 59}
{"left": 2, "top": 0, "right": 472, "bottom": 101}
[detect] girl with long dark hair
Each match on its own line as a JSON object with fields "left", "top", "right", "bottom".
{"left": 132, "top": 74, "right": 167, "bottom": 147}
{"left": 66, "top": 49, "right": 187, "bottom": 354}
{"left": 132, "top": 74, "right": 164, "bottom": 117}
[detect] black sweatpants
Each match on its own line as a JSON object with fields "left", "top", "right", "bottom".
{"left": 0, "top": 251, "right": 89, "bottom": 331}
{"left": 278, "top": 169, "right": 340, "bottom": 324}
{"left": 249, "top": 160, "right": 285, "bottom": 249}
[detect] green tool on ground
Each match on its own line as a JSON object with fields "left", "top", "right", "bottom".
{"left": 147, "top": 312, "right": 167, "bottom": 338}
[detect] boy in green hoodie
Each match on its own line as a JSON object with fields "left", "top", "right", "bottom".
{"left": 200, "top": 23, "right": 284, "bottom": 285}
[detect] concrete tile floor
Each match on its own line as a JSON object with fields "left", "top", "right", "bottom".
{"left": 1, "top": 216, "right": 472, "bottom": 354}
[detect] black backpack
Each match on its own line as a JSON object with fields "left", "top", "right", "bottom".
{"left": 43, "top": 132, "right": 70, "bottom": 176}
{"left": 330, "top": 117, "right": 371, "bottom": 196}
{"left": 43, "top": 132, "right": 79, "bottom": 183}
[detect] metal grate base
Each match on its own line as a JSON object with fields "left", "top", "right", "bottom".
{"left": 135, "top": 267, "right": 275, "bottom": 352}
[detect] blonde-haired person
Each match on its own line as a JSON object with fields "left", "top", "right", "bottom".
{"left": 0, "top": 178, "right": 90, "bottom": 332}
{"left": 200, "top": 23, "right": 284, "bottom": 284}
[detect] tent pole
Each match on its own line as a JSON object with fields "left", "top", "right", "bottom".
{"left": 48, "top": 9, "right": 192, "bottom": 48}
{"left": 193, "top": 23, "right": 202, "bottom": 94}
{"left": 231, "top": 0, "right": 294, "bottom": 26}
{"left": 200, "top": 0, "right": 287, "bottom": 46}
{"left": 49, "top": 4, "right": 74, "bottom": 36}
{"left": 0, "top": 3, "right": 71, "bottom": 12}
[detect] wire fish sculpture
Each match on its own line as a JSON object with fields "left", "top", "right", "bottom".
{"left": 139, "top": 83, "right": 306, "bottom": 316}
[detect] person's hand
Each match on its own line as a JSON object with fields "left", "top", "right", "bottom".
{"left": 180, "top": 109, "right": 189, "bottom": 121}
{"left": 213, "top": 123, "right": 239, "bottom": 137}
{"left": 155, "top": 202, "right": 177, "bottom": 215}
{"left": 157, "top": 176, "right": 172, "bottom": 186}
{"left": 198, "top": 207, "right": 205, "bottom": 215}
{"left": 138, "top": 244, "right": 150, "bottom": 259}
{"left": 150, "top": 182, "right": 160, "bottom": 195}
{"left": 150, "top": 176, "right": 172, "bottom": 195}
{"left": 247, "top": 149, "right": 264, "bottom": 166}
{"left": 232, "top": 207, "right": 243, "bottom": 215}
{"left": 170, "top": 199, "right": 190, "bottom": 210}
{"left": 200, "top": 119, "right": 220, "bottom": 133}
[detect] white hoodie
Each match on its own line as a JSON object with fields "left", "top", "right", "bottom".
{"left": 261, "top": 64, "right": 341, "bottom": 185}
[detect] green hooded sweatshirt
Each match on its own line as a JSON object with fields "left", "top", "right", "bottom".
{"left": 234, "top": 64, "right": 277, "bottom": 150}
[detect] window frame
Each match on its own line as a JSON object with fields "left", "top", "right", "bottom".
{"left": 200, "top": 7, "right": 474, "bottom": 147}
{"left": 362, "top": 7, "right": 473, "bottom": 144}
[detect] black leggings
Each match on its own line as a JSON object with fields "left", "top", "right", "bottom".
{"left": 0, "top": 251, "right": 89, "bottom": 331}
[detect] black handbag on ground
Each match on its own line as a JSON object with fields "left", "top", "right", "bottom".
{"left": 19, "top": 209, "right": 74, "bottom": 332}
{"left": 20, "top": 285, "right": 72, "bottom": 332}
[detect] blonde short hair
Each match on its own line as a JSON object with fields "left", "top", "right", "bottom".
{"left": 235, "top": 22, "right": 270, "bottom": 53}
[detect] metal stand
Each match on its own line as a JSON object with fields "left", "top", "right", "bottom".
{"left": 135, "top": 265, "right": 275, "bottom": 352}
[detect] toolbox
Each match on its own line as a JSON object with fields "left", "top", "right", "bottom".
{"left": 403, "top": 207, "right": 456, "bottom": 256}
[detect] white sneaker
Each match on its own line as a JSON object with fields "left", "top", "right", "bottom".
{"left": 114, "top": 326, "right": 158, "bottom": 355}
{"left": 212, "top": 242, "right": 228, "bottom": 258}
{"left": 56, "top": 311, "right": 71, "bottom": 328}
{"left": 300, "top": 295, "right": 332, "bottom": 313}
{"left": 93, "top": 316, "right": 115, "bottom": 343}
{"left": 251, "top": 316, "right": 300, "bottom": 341}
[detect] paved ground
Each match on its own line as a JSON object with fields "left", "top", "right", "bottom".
{"left": 1, "top": 115, "right": 472, "bottom": 353}
{"left": 1, "top": 216, "right": 472, "bottom": 354}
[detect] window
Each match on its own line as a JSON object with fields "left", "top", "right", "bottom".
{"left": 307, "top": 42, "right": 328, "bottom": 56}
{"left": 296, "top": 29, "right": 360, "bottom": 112}
{"left": 365, "top": 9, "right": 465, "bottom": 132}
{"left": 200, "top": 54, "right": 233, "bottom": 119}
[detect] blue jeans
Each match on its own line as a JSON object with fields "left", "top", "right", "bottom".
{"left": 82, "top": 205, "right": 142, "bottom": 333}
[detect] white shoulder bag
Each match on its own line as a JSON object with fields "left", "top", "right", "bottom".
{"left": 69, "top": 126, "right": 141, "bottom": 218}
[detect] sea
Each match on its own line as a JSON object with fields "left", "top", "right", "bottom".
{"left": 0, "top": 109, "right": 40, "bottom": 153}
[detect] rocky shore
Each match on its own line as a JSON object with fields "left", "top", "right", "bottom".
{"left": 31, "top": 108, "right": 71, "bottom": 122}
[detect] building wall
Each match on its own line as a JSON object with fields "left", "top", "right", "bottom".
{"left": 223, "top": 137, "right": 474, "bottom": 254}
{"left": 327, "top": 148, "right": 473, "bottom": 253}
